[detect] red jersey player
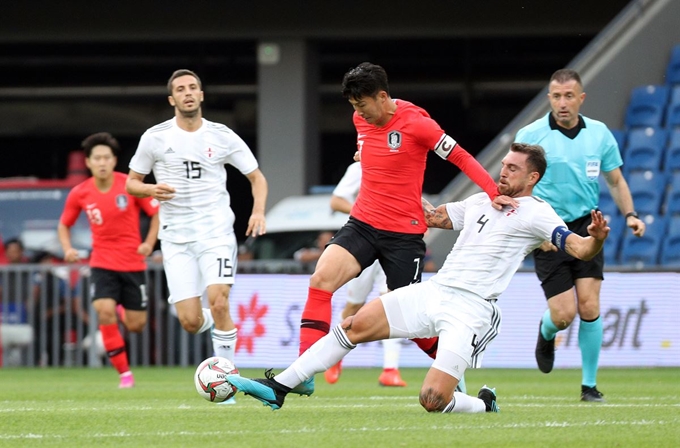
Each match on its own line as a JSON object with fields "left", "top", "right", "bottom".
{"left": 58, "top": 132, "right": 159, "bottom": 388}
{"left": 293, "top": 62, "right": 517, "bottom": 396}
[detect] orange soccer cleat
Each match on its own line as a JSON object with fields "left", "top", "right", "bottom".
{"left": 324, "top": 361, "right": 342, "bottom": 384}
{"left": 378, "top": 368, "right": 407, "bottom": 387}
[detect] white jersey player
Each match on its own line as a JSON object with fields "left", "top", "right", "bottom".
{"left": 126, "top": 69, "right": 268, "bottom": 373}
{"left": 325, "top": 162, "right": 407, "bottom": 387}
{"left": 226, "top": 143, "right": 609, "bottom": 414}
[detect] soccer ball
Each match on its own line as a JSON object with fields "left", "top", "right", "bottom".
{"left": 194, "top": 356, "right": 239, "bottom": 403}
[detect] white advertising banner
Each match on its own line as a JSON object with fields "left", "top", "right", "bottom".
{"left": 228, "top": 272, "right": 680, "bottom": 369}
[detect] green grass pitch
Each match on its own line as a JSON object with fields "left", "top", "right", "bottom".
{"left": 0, "top": 367, "right": 678, "bottom": 447}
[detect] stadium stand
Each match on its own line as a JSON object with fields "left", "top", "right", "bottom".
{"left": 623, "top": 127, "right": 667, "bottom": 174}
{"left": 624, "top": 84, "right": 669, "bottom": 128}
{"left": 665, "top": 43, "right": 680, "bottom": 85}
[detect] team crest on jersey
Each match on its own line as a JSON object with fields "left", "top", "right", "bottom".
{"left": 115, "top": 194, "right": 129, "bottom": 210}
{"left": 387, "top": 131, "right": 402, "bottom": 151}
{"left": 205, "top": 147, "right": 215, "bottom": 158}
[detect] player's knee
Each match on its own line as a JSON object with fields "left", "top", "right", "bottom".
{"left": 126, "top": 318, "right": 147, "bottom": 333}
{"left": 96, "top": 309, "right": 117, "bottom": 326}
{"left": 179, "top": 316, "right": 201, "bottom": 334}
{"left": 210, "top": 300, "right": 229, "bottom": 317}
{"left": 550, "top": 309, "right": 575, "bottom": 328}
{"left": 419, "top": 387, "right": 448, "bottom": 413}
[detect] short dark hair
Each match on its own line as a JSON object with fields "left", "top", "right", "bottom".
{"left": 510, "top": 142, "right": 547, "bottom": 183}
{"left": 4, "top": 237, "right": 23, "bottom": 250}
{"left": 550, "top": 69, "right": 582, "bottom": 87}
{"left": 167, "top": 69, "right": 202, "bottom": 95}
{"left": 81, "top": 132, "right": 120, "bottom": 158}
{"left": 341, "top": 62, "right": 390, "bottom": 101}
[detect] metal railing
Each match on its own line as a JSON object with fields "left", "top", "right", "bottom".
{"left": 0, "top": 263, "right": 219, "bottom": 368}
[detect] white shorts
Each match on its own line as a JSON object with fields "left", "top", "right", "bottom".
{"left": 380, "top": 280, "right": 501, "bottom": 369}
{"left": 162, "top": 234, "right": 238, "bottom": 304}
{"left": 346, "top": 260, "right": 388, "bottom": 305}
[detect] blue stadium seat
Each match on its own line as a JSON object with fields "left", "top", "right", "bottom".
{"left": 627, "top": 170, "right": 667, "bottom": 216}
{"left": 667, "top": 215, "right": 680, "bottom": 236}
{"left": 664, "top": 172, "right": 680, "bottom": 215}
{"left": 619, "top": 233, "right": 662, "bottom": 266}
{"left": 624, "top": 127, "right": 668, "bottom": 175}
{"left": 623, "top": 142, "right": 666, "bottom": 176}
{"left": 603, "top": 231, "right": 621, "bottom": 266}
{"left": 664, "top": 129, "right": 680, "bottom": 175}
{"left": 610, "top": 128, "right": 626, "bottom": 151}
{"left": 659, "top": 235, "right": 680, "bottom": 266}
{"left": 639, "top": 214, "right": 668, "bottom": 240}
{"left": 602, "top": 214, "right": 627, "bottom": 266}
{"left": 666, "top": 86, "right": 680, "bottom": 129}
{"left": 665, "top": 43, "right": 680, "bottom": 86}
{"left": 624, "top": 85, "right": 669, "bottom": 128}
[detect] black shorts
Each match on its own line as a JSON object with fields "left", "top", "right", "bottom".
{"left": 533, "top": 213, "right": 604, "bottom": 299}
{"left": 330, "top": 217, "right": 426, "bottom": 291}
{"left": 90, "top": 268, "right": 149, "bottom": 311}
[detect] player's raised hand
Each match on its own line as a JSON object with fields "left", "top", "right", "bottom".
{"left": 587, "top": 210, "right": 610, "bottom": 241}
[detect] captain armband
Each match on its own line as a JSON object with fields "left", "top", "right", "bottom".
{"left": 434, "top": 134, "right": 458, "bottom": 160}
{"left": 551, "top": 226, "right": 574, "bottom": 252}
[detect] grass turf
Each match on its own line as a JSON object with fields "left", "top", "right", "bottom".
{"left": 0, "top": 367, "right": 678, "bottom": 447}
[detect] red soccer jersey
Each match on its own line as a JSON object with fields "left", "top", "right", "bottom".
{"left": 60, "top": 171, "right": 159, "bottom": 271}
{"left": 352, "top": 99, "right": 496, "bottom": 234}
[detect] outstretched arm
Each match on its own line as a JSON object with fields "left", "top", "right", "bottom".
{"left": 558, "top": 210, "right": 609, "bottom": 261}
{"left": 434, "top": 134, "right": 498, "bottom": 200}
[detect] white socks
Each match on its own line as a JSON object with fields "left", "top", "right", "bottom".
{"left": 212, "top": 328, "right": 238, "bottom": 363}
{"left": 197, "top": 308, "right": 214, "bottom": 334}
{"left": 382, "top": 338, "right": 402, "bottom": 370}
{"left": 276, "top": 324, "right": 356, "bottom": 388}
{"left": 442, "top": 392, "right": 486, "bottom": 413}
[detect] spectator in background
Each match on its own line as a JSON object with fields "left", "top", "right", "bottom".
{"left": 0, "top": 237, "right": 32, "bottom": 365}
{"left": 5, "top": 238, "right": 29, "bottom": 264}
{"left": 58, "top": 132, "right": 160, "bottom": 387}
{"left": 31, "top": 250, "right": 89, "bottom": 366}
{"left": 293, "top": 231, "right": 335, "bottom": 264}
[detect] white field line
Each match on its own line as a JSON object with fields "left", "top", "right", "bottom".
{"left": 0, "top": 418, "right": 679, "bottom": 441}
{"left": 0, "top": 396, "right": 679, "bottom": 413}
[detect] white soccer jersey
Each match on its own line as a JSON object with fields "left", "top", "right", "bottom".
{"left": 332, "top": 162, "right": 361, "bottom": 203}
{"left": 130, "top": 117, "right": 259, "bottom": 243}
{"left": 430, "top": 193, "right": 566, "bottom": 301}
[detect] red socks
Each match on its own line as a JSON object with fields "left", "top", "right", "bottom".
{"left": 411, "top": 337, "right": 439, "bottom": 359}
{"left": 299, "top": 287, "right": 333, "bottom": 355}
{"left": 100, "top": 323, "right": 130, "bottom": 374}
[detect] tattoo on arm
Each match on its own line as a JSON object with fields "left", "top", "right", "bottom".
{"left": 425, "top": 205, "right": 453, "bottom": 229}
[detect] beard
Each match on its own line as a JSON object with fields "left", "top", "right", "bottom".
{"left": 178, "top": 106, "right": 200, "bottom": 119}
{"left": 498, "top": 184, "right": 520, "bottom": 197}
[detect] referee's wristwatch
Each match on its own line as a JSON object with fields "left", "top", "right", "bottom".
{"left": 625, "top": 211, "right": 639, "bottom": 219}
